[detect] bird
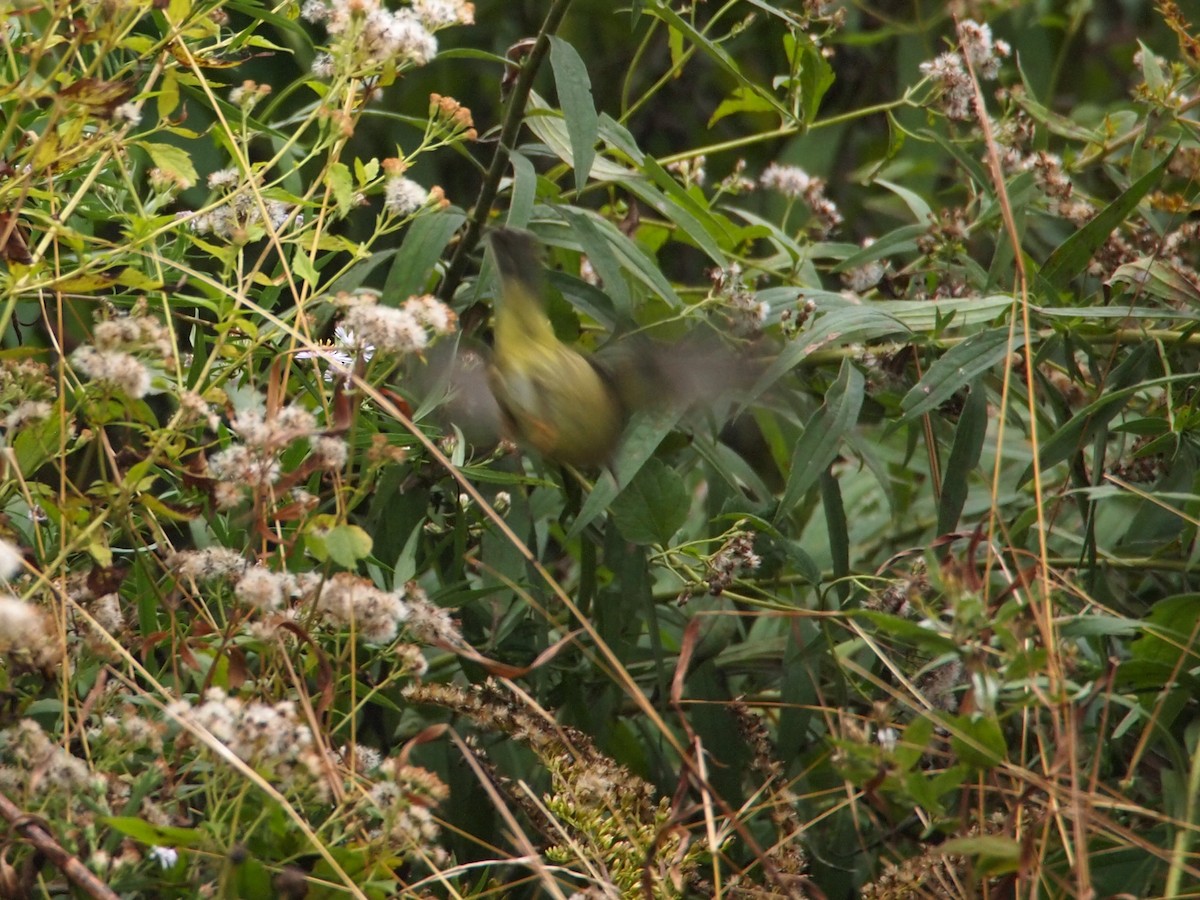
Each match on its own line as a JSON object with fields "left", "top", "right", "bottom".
{"left": 486, "top": 227, "right": 624, "bottom": 467}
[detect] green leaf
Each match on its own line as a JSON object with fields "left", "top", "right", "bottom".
{"left": 383, "top": 208, "right": 465, "bottom": 301}
{"left": 292, "top": 247, "right": 319, "bottom": 287}
{"left": 746, "top": 306, "right": 907, "bottom": 405}
{"left": 620, "top": 168, "right": 727, "bottom": 264}
{"left": 610, "top": 457, "right": 689, "bottom": 545}
{"left": 830, "top": 224, "right": 926, "bottom": 273}
{"left": 1040, "top": 147, "right": 1176, "bottom": 290}
{"left": 326, "top": 161, "right": 354, "bottom": 218}
{"left": 569, "top": 407, "right": 683, "bottom": 539}
{"left": 852, "top": 610, "right": 959, "bottom": 654}
{"left": 158, "top": 68, "right": 179, "bottom": 120}
{"left": 900, "top": 328, "right": 1020, "bottom": 422}
{"left": 506, "top": 150, "right": 537, "bottom": 228}
{"left": 134, "top": 141, "right": 198, "bottom": 189}
{"left": 549, "top": 37, "right": 599, "bottom": 197}
{"left": 792, "top": 30, "right": 834, "bottom": 124}
{"left": 1017, "top": 343, "right": 1153, "bottom": 487}
{"left": 708, "top": 86, "right": 777, "bottom": 128}
{"left": 325, "top": 524, "right": 373, "bottom": 568}
{"left": 1108, "top": 257, "right": 1200, "bottom": 307}
{"left": 12, "top": 415, "right": 62, "bottom": 475}
{"left": 875, "top": 178, "right": 932, "bottom": 224}
{"left": 937, "top": 379, "right": 988, "bottom": 534}
{"left": 895, "top": 716, "right": 935, "bottom": 770}
{"left": 557, "top": 207, "right": 632, "bottom": 317}
{"left": 306, "top": 517, "right": 374, "bottom": 568}
{"left": 775, "top": 359, "right": 864, "bottom": 523}
{"left": 940, "top": 836, "right": 1022, "bottom": 876}
{"left": 949, "top": 714, "right": 1007, "bottom": 771}
{"left": 103, "top": 816, "right": 205, "bottom": 848}
{"left": 526, "top": 92, "right": 633, "bottom": 182}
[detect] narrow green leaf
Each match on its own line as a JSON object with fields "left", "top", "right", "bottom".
{"left": 383, "top": 208, "right": 465, "bottom": 301}
{"left": 621, "top": 164, "right": 727, "bottom": 264}
{"left": 874, "top": 178, "right": 932, "bottom": 224}
{"left": 526, "top": 92, "right": 640, "bottom": 182}
{"left": 900, "top": 328, "right": 1019, "bottom": 422}
{"left": 747, "top": 306, "right": 906, "bottom": 405}
{"left": 937, "top": 379, "right": 988, "bottom": 534}
{"left": 876, "top": 295, "right": 1013, "bottom": 331}
{"left": 558, "top": 207, "right": 632, "bottom": 317}
{"left": 392, "top": 523, "right": 423, "bottom": 585}
{"left": 103, "top": 816, "right": 205, "bottom": 848}
{"left": 1108, "top": 257, "right": 1200, "bottom": 307}
{"left": 775, "top": 359, "right": 864, "bottom": 523}
{"left": 548, "top": 36, "right": 599, "bottom": 197}
{"left": 821, "top": 469, "right": 849, "bottom": 599}
{"left": 1018, "top": 343, "right": 1153, "bottom": 487}
{"left": 541, "top": 207, "right": 681, "bottom": 307}
{"left": 1041, "top": 147, "right": 1176, "bottom": 290}
{"left": 507, "top": 150, "right": 537, "bottom": 228}
{"left": 831, "top": 224, "right": 926, "bottom": 273}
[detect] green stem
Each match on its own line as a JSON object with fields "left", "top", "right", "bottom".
{"left": 655, "top": 98, "right": 908, "bottom": 167}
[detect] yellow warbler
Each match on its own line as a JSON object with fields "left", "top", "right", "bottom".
{"left": 487, "top": 228, "right": 623, "bottom": 467}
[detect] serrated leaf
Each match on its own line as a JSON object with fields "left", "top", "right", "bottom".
{"left": 135, "top": 141, "right": 198, "bottom": 189}
{"left": 158, "top": 68, "right": 179, "bottom": 120}
{"left": 292, "top": 247, "right": 319, "bottom": 287}
{"left": 326, "top": 161, "right": 354, "bottom": 218}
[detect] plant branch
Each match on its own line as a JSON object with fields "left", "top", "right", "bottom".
{"left": 0, "top": 791, "right": 120, "bottom": 900}
{"left": 437, "top": 0, "right": 574, "bottom": 306}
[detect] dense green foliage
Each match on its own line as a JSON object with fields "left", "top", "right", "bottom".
{"left": 0, "top": 0, "right": 1198, "bottom": 897}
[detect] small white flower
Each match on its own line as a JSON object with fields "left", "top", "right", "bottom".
{"left": 0, "top": 539, "right": 22, "bottom": 580}
{"left": 383, "top": 177, "right": 429, "bottom": 216}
